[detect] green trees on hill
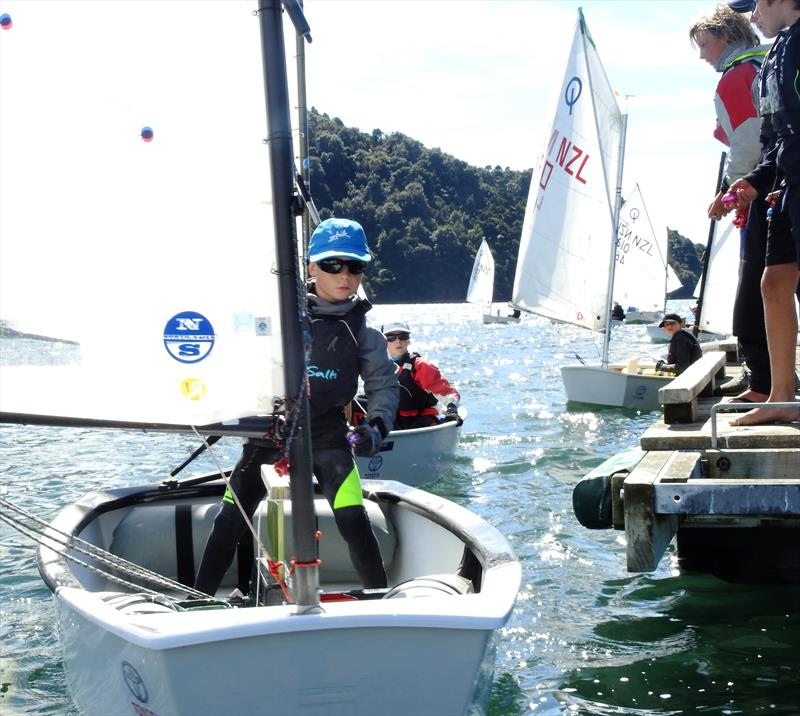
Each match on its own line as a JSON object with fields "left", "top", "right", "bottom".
{"left": 307, "top": 109, "right": 703, "bottom": 304}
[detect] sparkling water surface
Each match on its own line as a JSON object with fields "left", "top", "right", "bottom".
{"left": 2, "top": 301, "right": 799, "bottom": 715}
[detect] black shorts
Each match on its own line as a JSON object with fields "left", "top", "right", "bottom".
{"left": 764, "top": 184, "right": 799, "bottom": 266}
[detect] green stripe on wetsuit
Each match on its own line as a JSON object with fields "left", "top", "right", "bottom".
{"left": 333, "top": 465, "right": 364, "bottom": 509}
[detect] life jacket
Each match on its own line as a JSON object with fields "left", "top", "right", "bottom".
{"left": 307, "top": 301, "right": 366, "bottom": 441}
{"left": 396, "top": 353, "right": 439, "bottom": 418}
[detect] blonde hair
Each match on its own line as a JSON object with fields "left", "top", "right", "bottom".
{"left": 689, "top": 5, "right": 759, "bottom": 48}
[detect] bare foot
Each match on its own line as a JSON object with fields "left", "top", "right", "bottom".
{"left": 729, "top": 390, "right": 769, "bottom": 403}
{"left": 729, "top": 405, "right": 800, "bottom": 426}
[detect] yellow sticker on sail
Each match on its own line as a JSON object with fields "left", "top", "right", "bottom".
{"left": 180, "top": 378, "right": 206, "bottom": 401}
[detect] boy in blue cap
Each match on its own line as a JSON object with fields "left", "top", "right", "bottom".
{"left": 195, "top": 218, "right": 398, "bottom": 596}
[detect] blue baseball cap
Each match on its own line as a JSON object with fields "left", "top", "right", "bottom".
{"left": 308, "top": 218, "right": 371, "bottom": 263}
{"left": 728, "top": 0, "right": 755, "bottom": 12}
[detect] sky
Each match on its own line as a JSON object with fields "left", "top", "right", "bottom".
{"left": 298, "top": 0, "right": 759, "bottom": 248}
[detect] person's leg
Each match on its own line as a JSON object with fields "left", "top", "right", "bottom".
{"left": 732, "top": 201, "right": 770, "bottom": 401}
{"left": 314, "top": 447, "right": 387, "bottom": 588}
{"left": 194, "top": 442, "right": 271, "bottom": 595}
{"left": 731, "top": 262, "right": 799, "bottom": 425}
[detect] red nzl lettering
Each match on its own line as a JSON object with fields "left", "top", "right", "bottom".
{"left": 556, "top": 138, "right": 589, "bottom": 185}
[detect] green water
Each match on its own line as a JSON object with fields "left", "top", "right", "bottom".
{"left": 2, "top": 302, "right": 798, "bottom": 715}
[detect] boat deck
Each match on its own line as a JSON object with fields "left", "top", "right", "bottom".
{"left": 615, "top": 345, "right": 800, "bottom": 583}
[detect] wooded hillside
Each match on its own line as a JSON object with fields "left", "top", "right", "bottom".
{"left": 307, "top": 109, "right": 703, "bottom": 303}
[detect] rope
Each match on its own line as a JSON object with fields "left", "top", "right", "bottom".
{"left": 0, "top": 503, "right": 205, "bottom": 598}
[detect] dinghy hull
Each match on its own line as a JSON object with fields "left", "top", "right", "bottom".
{"left": 354, "top": 420, "right": 460, "bottom": 485}
{"left": 482, "top": 313, "right": 520, "bottom": 325}
{"left": 561, "top": 364, "right": 671, "bottom": 412}
{"left": 37, "top": 478, "right": 520, "bottom": 716}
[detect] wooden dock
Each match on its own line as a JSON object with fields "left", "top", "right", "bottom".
{"left": 613, "top": 345, "right": 800, "bottom": 584}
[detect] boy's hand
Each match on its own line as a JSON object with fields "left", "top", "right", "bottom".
{"left": 443, "top": 403, "right": 463, "bottom": 426}
{"left": 348, "top": 424, "right": 382, "bottom": 457}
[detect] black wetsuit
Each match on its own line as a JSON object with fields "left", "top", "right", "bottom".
{"left": 194, "top": 294, "right": 395, "bottom": 596}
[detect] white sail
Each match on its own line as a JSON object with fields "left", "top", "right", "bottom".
{"left": 614, "top": 184, "right": 681, "bottom": 313}
{"left": 0, "top": 0, "right": 284, "bottom": 427}
{"left": 466, "top": 239, "right": 495, "bottom": 309}
{"left": 512, "top": 13, "right": 624, "bottom": 332}
{"left": 694, "top": 216, "right": 738, "bottom": 336}
{"left": 666, "top": 264, "right": 683, "bottom": 295}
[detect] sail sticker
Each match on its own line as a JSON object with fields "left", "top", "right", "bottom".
{"left": 140, "top": 126, "right": 154, "bottom": 142}
{"left": 179, "top": 377, "right": 206, "bottom": 400}
{"left": 0, "top": 13, "right": 12, "bottom": 29}
{"left": 163, "top": 311, "right": 215, "bottom": 364}
{"left": 368, "top": 455, "right": 383, "bottom": 472}
{"left": 255, "top": 316, "right": 271, "bottom": 336}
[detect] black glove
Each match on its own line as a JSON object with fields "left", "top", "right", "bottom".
{"left": 655, "top": 360, "right": 666, "bottom": 372}
{"left": 348, "top": 424, "right": 383, "bottom": 457}
{"left": 443, "top": 403, "right": 463, "bottom": 426}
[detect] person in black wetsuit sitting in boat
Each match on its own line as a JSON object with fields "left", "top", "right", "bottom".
{"left": 656, "top": 312, "right": 703, "bottom": 375}
{"left": 381, "top": 320, "right": 462, "bottom": 430}
{"left": 194, "top": 218, "right": 398, "bottom": 598}
{"left": 611, "top": 301, "right": 626, "bottom": 322}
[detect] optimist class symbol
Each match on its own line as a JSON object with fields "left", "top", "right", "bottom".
{"left": 564, "top": 76, "right": 582, "bottom": 115}
{"left": 163, "top": 311, "right": 215, "bottom": 364}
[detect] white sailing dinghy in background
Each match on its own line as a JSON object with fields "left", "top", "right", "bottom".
{"left": 511, "top": 9, "right": 670, "bottom": 411}
{"left": 467, "top": 239, "right": 520, "bottom": 324}
{"left": 0, "top": 3, "right": 520, "bottom": 716}
{"left": 614, "top": 184, "right": 682, "bottom": 325}
{"left": 645, "top": 215, "right": 736, "bottom": 345}
{"left": 353, "top": 418, "right": 461, "bottom": 483}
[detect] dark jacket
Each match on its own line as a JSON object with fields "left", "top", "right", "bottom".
{"left": 667, "top": 329, "right": 703, "bottom": 375}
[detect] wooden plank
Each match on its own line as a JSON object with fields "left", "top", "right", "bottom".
{"left": 640, "top": 415, "right": 800, "bottom": 451}
{"left": 705, "top": 448, "right": 800, "bottom": 479}
{"left": 659, "top": 352, "right": 727, "bottom": 425}
{"left": 623, "top": 451, "right": 690, "bottom": 571}
{"left": 659, "top": 352, "right": 727, "bottom": 405}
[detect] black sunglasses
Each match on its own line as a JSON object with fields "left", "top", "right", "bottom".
{"left": 317, "top": 258, "right": 366, "bottom": 275}
{"left": 385, "top": 333, "right": 410, "bottom": 342}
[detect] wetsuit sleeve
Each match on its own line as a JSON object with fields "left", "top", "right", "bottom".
{"left": 358, "top": 325, "right": 399, "bottom": 436}
{"left": 715, "top": 63, "right": 763, "bottom": 184}
{"left": 413, "top": 359, "right": 461, "bottom": 404}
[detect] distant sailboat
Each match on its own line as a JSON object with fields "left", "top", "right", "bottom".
{"left": 614, "top": 184, "right": 682, "bottom": 324}
{"left": 511, "top": 9, "right": 671, "bottom": 411}
{"left": 467, "top": 239, "right": 519, "bottom": 324}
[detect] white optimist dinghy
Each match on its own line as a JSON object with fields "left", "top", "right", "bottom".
{"left": 467, "top": 239, "right": 520, "bottom": 325}
{"left": 511, "top": 10, "right": 671, "bottom": 411}
{"left": 354, "top": 419, "right": 461, "bottom": 483}
{"left": 0, "top": 2, "right": 520, "bottom": 715}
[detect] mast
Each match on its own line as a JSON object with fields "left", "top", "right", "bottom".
{"left": 295, "top": 0, "right": 312, "bottom": 254}
{"left": 600, "top": 113, "right": 627, "bottom": 366}
{"left": 257, "top": 0, "right": 319, "bottom": 610}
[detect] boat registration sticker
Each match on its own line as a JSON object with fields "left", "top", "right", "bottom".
{"left": 163, "top": 311, "right": 215, "bottom": 364}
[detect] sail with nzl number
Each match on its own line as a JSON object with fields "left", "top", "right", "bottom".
{"left": 614, "top": 184, "right": 682, "bottom": 324}
{"left": 0, "top": 2, "right": 520, "bottom": 715}
{"left": 511, "top": 9, "right": 671, "bottom": 411}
